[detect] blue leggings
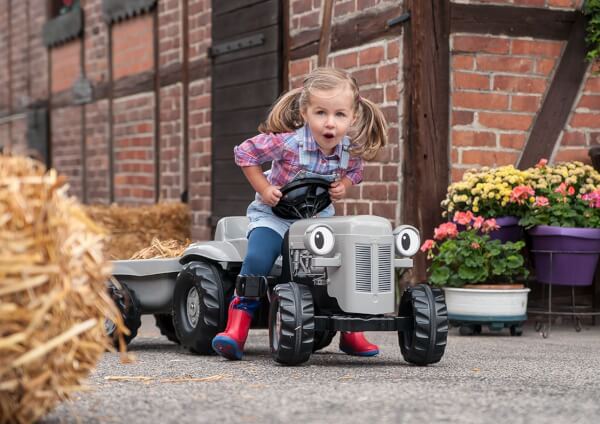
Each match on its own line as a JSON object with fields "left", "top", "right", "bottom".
{"left": 240, "top": 227, "right": 283, "bottom": 276}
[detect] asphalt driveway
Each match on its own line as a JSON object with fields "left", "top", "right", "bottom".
{"left": 41, "top": 317, "right": 600, "bottom": 424}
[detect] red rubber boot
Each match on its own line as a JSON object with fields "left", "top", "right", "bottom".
{"left": 339, "top": 332, "right": 379, "bottom": 356}
{"left": 212, "top": 296, "right": 259, "bottom": 360}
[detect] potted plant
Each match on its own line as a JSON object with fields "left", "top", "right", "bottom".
{"left": 520, "top": 160, "right": 600, "bottom": 286}
{"left": 421, "top": 212, "right": 530, "bottom": 335}
{"left": 441, "top": 165, "right": 532, "bottom": 243}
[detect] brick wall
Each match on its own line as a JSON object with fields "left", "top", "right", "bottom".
{"left": 188, "top": 0, "right": 212, "bottom": 240}
{"left": 85, "top": 100, "right": 110, "bottom": 204}
{"left": 453, "top": 0, "right": 583, "bottom": 8}
{"left": 160, "top": 83, "right": 184, "bottom": 201}
{"left": 51, "top": 106, "right": 83, "bottom": 198}
{"left": 113, "top": 93, "right": 156, "bottom": 203}
{"left": 0, "top": 2, "right": 10, "bottom": 117}
{"left": 51, "top": 42, "right": 81, "bottom": 94}
{"left": 29, "top": 1, "right": 48, "bottom": 101}
{"left": 449, "top": 34, "right": 564, "bottom": 181}
{"left": 112, "top": 15, "right": 154, "bottom": 80}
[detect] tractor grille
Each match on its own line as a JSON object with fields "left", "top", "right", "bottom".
{"left": 355, "top": 244, "right": 372, "bottom": 292}
{"left": 354, "top": 243, "right": 393, "bottom": 293}
{"left": 378, "top": 244, "right": 393, "bottom": 292}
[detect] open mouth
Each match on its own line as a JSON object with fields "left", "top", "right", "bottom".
{"left": 323, "top": 133, "right": 335, "bottom": 139}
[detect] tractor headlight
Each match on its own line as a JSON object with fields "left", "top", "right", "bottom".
{"left": 303, "top": 224, "right": 335, "bottom": 256}
{"left": 393, "top": 225, "right": 420, "bottom": 257}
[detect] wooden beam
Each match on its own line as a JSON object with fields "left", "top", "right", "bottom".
{"left": 402, "top": 0, "right": 451, "bottom": 283}
{"left": 451, "top": 3, "right": 578, "bottom": 40}
{"left": 518, "top": 13, "right": 588, "bottom": 169}
{"left": 182, "top": 0, "right": 190, "bottom": 199}
{"left": 282, "top": 0, "right": 290, "bottom": 91}
{"left": 153, "top": 7, "right": 160, "bottom": 203}
{"left": 317, "top": 0, "right": 334, "bottom": 67}
{"left": 290, "top": 6, "right": 403, "bottom": 60}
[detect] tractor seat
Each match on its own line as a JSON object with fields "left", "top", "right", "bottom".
{"left": 213, "top": 216, "right": 282, "bottom": 276}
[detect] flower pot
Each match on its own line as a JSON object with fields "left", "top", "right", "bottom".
{"left": 528, "top": 225, "right": 600, "bottom": 286}
{"left": 456, "top": 216, "right": 523, "bottom": 243}
{"left": 443, "top": 286, "right": 530, "bottom": 323}
{"left": 489, "top": 216, "right": 523, "bottom": 243}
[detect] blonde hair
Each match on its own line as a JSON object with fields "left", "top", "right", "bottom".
{"left": 258, "top": 68, "right": 388, "bottom": 160}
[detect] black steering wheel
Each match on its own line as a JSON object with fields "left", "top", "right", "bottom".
{"left": 272, "top": 178, "right": 332, "bottom": 220}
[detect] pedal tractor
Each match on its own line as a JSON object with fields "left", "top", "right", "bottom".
{"left": 108, "top": 178, "right": 448, "bottom": 365}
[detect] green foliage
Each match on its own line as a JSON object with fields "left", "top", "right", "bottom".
{"left": 584, "top": 0, "right": 600, "bottom": 62}
{"left": 427, "top": 230, "right": 529, "bottom": 288}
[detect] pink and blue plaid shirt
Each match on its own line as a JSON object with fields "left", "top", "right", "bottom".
{"left": 233, "top": 126, "right": 363, "bottom": 187}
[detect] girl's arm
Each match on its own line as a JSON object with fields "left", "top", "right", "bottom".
{"left": 329, "top": 176, "right": 353, "bottom": 201}
{"left": 241, "top": 165, "right": 282, "bottom": 206}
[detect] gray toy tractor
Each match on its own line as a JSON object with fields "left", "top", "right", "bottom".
{"left": 108, "top": 178, "right": 448, "bottom": 365}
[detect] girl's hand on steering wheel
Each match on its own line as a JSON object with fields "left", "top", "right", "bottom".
{"left": 329, "top": 180, "right": 347, "bottom": 201}
{"left": 261, "top": 185, "right": 282, "bottom": 206}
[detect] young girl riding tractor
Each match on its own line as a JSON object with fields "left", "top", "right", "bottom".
{"left": 212, "top": 68, "right": 388, "bottom": 360}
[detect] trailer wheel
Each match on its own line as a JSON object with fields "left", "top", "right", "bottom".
{"left": 173, "top": 260, "right": 230, "bottom": 354}
{"left": 312, "top": 330, "right": 336, "bottom": 352}
{"left": 398, "top": 284, "right": 448, "bottom": 366}
{"left": 269, "top": 282, "right": 314, "bottom": 365}
{"left": 105, "top": 280, "right": 142, "bottom": 348}
{"left": 154, "top": 314, "right": 179, "bottom": 344}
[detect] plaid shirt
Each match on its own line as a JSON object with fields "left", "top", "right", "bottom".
{"left": 233, "top": 126, "right": 363, "bottom": 187}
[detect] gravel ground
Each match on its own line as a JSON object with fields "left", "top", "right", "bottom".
{"left": 41, "top": 316, "right": 600, "bottom": 424}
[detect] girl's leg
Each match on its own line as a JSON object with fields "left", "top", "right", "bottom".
{"left": 212, "top": 227, "right": 283, "bottom": 360}
{"left": 339, "top": 332, "right": 379, "bottom": 357}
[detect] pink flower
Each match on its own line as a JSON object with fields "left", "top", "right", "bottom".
{"left": 420, "top": 239, "right": 436, "bottom": 252}
{"left": 510, "top": 185, "right": 535, "bottom": 204}
{"left": 481, "top": 218, "right": 500, "bottom": 234}
{"left": 433, "top": 222, "right": 459, "bottom": 241}
{"left": 453, "top": 211, "right": 474, "bottom": 226}
{"left": 472, "top": 216, "right": 485, "bottom": 230}
{"left": 567, "top": 186, "right": 576, "bottom": 196}
{"left": 536, "top": 158, "right": 548, "bottom": 168}
{"left": 534, "top": 196, "right": 549, "bottom": 207}
{"left": 471, "top": 242, "right": 480, "bottom": 249}
{"left": 554, "top": 182, "right": 567, "bottom": 195}
{"left": 582, "top": 190, "right": 600, "bottom": 208}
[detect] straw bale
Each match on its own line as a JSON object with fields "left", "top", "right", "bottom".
{"left": 0, "top": 155, "right": 119, "bottom": 424}
{"left": 83, "top": 202, "right": 191, "bottom": 259}
{"left": 129, "top": 237, "right": 191, "bottom": 259}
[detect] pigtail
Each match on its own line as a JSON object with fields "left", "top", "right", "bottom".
{"left": 258, "top": 88, "right": 304, "bottom": 134}
{"left": 351, "top": 96, "right": 388, "bottom": 160}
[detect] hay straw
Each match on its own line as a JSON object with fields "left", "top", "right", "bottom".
{"left": 129, "top": 237, "right": 190, "bottom": 259}
{"left": 0, "top": 155, "right": 120, "bottom": 424}
{"left": 83, "top": 202, "right": 191, "bottom": 259}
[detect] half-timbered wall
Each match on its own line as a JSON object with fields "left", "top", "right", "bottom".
{"left": 0, "top": 0, "right": 598, "bottom": 250}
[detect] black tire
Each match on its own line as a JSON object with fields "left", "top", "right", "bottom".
{"left": 269, "top": 282, "right": 315, "bottom": 365}
{"left": 154, "top": 314, "right": 180, "bottom": 344}
{"left": 510, "top": 325, "right": 523, "bottom": 336}
{"left": 312, "top": 330, "right": 336, "bottom": 352}
{"left": 398, "top": 284, "right": 448, "bottom": 366}
{"left": 172, "top": 260, "right": 230, "bottom": 354}
{"left": 105, "top": 280, "right": 142, "bottom": 348}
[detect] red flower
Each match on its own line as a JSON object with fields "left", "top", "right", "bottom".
{"left": 453, "top": 211, "right": 474, "bottom": 226}
{"left": 534, "top": 196, "right": 549, "bottom": 207}
{"left": 510, "top": 185, "right": 535, "bottom": 204}
{"left": 420, "top": 239, "right": 435, "bottom": 252}
{"left": 433, "top": 222, "right": 459, "bottom": 241}
{"left": 536, "top": 158, "right": 548, "bottom": 168}
{"left": 482, "top": 219, "right": 500, "bottom": 234}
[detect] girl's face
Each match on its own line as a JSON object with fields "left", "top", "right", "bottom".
{"left": 301, "top": 86, "right": 356, "bottom": 155}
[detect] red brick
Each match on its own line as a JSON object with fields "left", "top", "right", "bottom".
{"left": 334, "top": 0, "right": 355, "bottom": 17}
{"left": 570, "top": 113, "right": 600, "bottom": 128}
{"left": 333, "top": 52, "right": 357, "bottom": 69}
{"left": 536, "top": 58, "right": 557, "bottom": 76}
{"left": 453, "top": 92, "right": 509, "bottom": 110}
{"left": 554, "top": 148, "right": 591, "bottom": 163}
{"left": 453, "top": 35, "right": 510, "bottom": 54}
{"left": 290, "top": 59, "right": 311, "bottom": 78}
{"left": 359, "top": 46, "right": 385, "bottom": 66}
{"left": 476, "top": 56, "right": 534, "bottom": 73}
{"left": 51, "top": 42, "right": 81, "bottom": 93}
{"left": 362, "top": 87, "right": 384, "bottom": 104}
{"left": 452, "top": 54, "right": 475, "bottom": 70}
{"left": 363, "top": 165, "right": 381, "bottom": 180}
{"left": 500, "top": 133, "right": 526, "bottom": 149}
{"left": 478, "top": 112, "right": 533, "bottom": 131}
{"left": 511, "top": 39, "right": 563, "bottom": 58}
{"left": 452, "top": 110, "right": 474, "bottom": 126}
{"left": 493, "top": 75, "right": 547, "bottom": 94}
{"left": 453, "top": 72, "right": 490, "bottom": 90}
{"left": 578, "top": 95, "right": 600, "bottom": 110}
{"left": 385, "top": 85, "right": 399, "bottom": 102}
{"left": 451, "top": 167, "right": 466, "bottom": 183}
{"left": 511, "top": 95, "right": 541, "bottom": 112}
{"left": 452, "top": 130, "right": 496, "bottom": 147}
{"left": 387, "top": 41, "right": 399, "bottom": 59}
{"left": 345, "top": 201, "right": 371, "bottom": 215}
{"left": 547, "top": 0, "right": 576, "bottom": 8}
{"left": 292, "top": 0, "right": 313, "bottom": 14}
{"left": 352, "top": 68, "right": 377, "bottom": 85}
{"left": 372, "top": 202, "right": 395, "bottom": 220}
{"left": 378, "top": 63, "right": 397, "bottom": 82}
{"left": 584, "top": 76, "right": 600, "bottom": 93}
{"left": 561, "top": 131, "right": 586, "bottom": 146}
{"left": 462, "top": 150, "right": 519, "bottom": 166}
{"left": 382, "top": 165, "right": 397, "bottom": 181}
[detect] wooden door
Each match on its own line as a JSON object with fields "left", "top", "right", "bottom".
{"left": 211, "top": 0, "right": 282, "bottom": 224}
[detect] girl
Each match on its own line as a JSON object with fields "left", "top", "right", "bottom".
{"left": 212, "top": 68, "right": 388, "bottom": 360}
